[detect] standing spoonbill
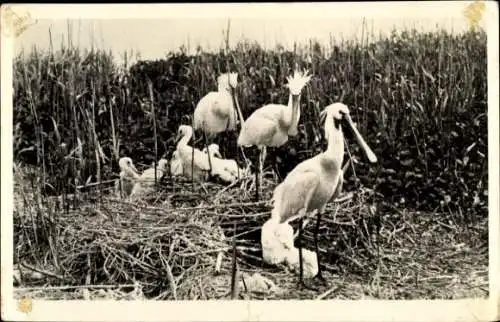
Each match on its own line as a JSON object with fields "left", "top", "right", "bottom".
{"left": 237, "top": 70, "right": 312, "bottom": 200}
{"left": 115, "top": 157, "right": 140, "bottom": 199}
{"left": 270, "top": 102, "right": 377, "bottom": 289}
{"left": 174, "top": 125, "right": 213, "bottom": 182}
{"left": 193, "top": 72, "right": 245, "bottom": 175}
{"left": 193, "top": 72, "right": 243, "bottom": 139}
{"left": 130, "top": 159, "right": 169, "bottom": 199}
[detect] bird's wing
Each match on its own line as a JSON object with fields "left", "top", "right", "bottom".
{"left": 252, "top": 104, "right": 285, "bottom": 121}
{"left": 193, "top": 95, "right": 210, "bottom": 129}
{"left": 332, "top": 170, "right": 343, "bottom": 200}
{"left": 272, "top": 169, "right": 320, "bottom": 224}
{"left": 238, "top": 115, "right": 278, "bottom": 147}
{"left": 211, "top": 93, "right": 232, "bottom": 118}
{"left": 178, "top": 145, "right": 212, "bottom": 171}
{"left": 193, "top": 149, "right": 213, "bottom": 171}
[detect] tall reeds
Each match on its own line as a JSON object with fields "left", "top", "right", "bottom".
{"left": 13, "top": 26, "right": 488, "bottom": 218}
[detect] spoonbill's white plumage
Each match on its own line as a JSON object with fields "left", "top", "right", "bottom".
{"left": 202, "top": 144, "right": 223, "bottom": 159}
{"left": 174, "top": 125, "right": 213, "bottom": 182}
{"left": 115, "top": 157, "right": 140, "bottom": 199}
{"left": 285, "top": 247, "right": 318, "bottom": 279}
{"left": 203, "top": 143, "right": 247, "bottom": 183}
{"left": 237, "top": 69, "right": 311, "bottom": 200}
{"left": 130, "top": 159, "right": 169, "bottom": 198}
{"left": 169, "top": 151, "right": 184, "bottom": 177}
{"left": 261, "top": 217, "right": 294, "bottom": 265}
{"left": 270, "top": 102, "right": 377, "bottom": 289}
{"left": 193, "top": 73, "right": 241, "bottom": 139}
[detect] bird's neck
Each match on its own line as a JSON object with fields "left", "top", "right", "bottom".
{"left": 178, "top": 132, "right": 192, "bottom": 149}
{"left": 284, "top": 94, "right": 300, "bottom": 135}
{"left": 218, "top": 84, "right": 231, "bottom": 93}
{"left": 323, "top": 117, "right": 344, "bottom": 167}
{"left": 124, "top": 167, "right": 140, "bottom": 180}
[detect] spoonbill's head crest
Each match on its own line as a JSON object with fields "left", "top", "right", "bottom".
{"left": 119, "top": 157, "right": 139, "bottom": 174}
{"left": 286, "top": 69, "right": 312, "bottom": 95}
{"left": 319, "top": 102, "right": 350, "bottom": 123}
{"left": 218, "top": 72, "right": 238, "bottom": 89}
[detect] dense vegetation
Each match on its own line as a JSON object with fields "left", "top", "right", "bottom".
{"left": 13, "top": 27, "right": 488, "bottom": 220}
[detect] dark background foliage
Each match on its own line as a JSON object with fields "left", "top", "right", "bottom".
{"left": 13, "top": 28, "right": 488, "bottom": 220}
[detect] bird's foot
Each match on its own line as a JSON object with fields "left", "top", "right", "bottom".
{"left": 298, "top": 279, "right": 320, "bottom": 292}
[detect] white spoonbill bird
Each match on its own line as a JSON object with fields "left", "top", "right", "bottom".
{"left": 270, "top": 102, "right": 377, "bottom": 289}
{"left": 202, "top": 143, "right": 223, "bottom": 158}
{"left": 237, "top": 69, "right": 312, "bottom": 200}
{"left": 130, "top": 159, "right": 169, "bottom": 198}
{"left": 169, "top": 151, "right": 184, "bottom": 177}
{"left": 174, "top": 125, "right": 213, "bottom": 182}
{"left": 193, "top": 72, "right": 243, "bottom": 139}
{"left": 261, "top": 219, "right": 294, "bottom": 265}
{"left": 203, "top": 143, "right": 247, "bottom": 183}
{"left": 285, "top": 247, "right": 318, "bottom": 279}
{"left": 115, "top": 157, "right": 140, "bottom": 199}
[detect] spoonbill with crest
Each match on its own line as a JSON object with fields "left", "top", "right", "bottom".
{"left": 237, "top": 69, "right": 312, "bottom": 200}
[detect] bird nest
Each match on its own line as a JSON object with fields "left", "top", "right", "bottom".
{"left": 13, "top": 171, "right": 488, "bottom": 300}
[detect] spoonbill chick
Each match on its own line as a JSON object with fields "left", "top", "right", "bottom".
{"left": 169, "top": 151, "right": 184, "bottom": 177}
{"left": 130, "top": 159, "right": 169, "bottom": 198}
{"left": 261, "top": 217, "right": 294, "bottom": 265}
{"left": 203, "top": 143, "right": 247, "bottom": 183}
{"left": 193, "top": 73, "right": 242, "bottom": 139}
{"left": 115, "top": 157, "right": 140, "bottom": 198}
{"left": 174, "top": 125, "right": 213, "bottom": 182}
{"left": 271, "top": 102, "right": 377, "bottom": 289}
{"left": 237, "top": 69, "right": 312, "bottom": 200}
{"left": 202, "top": 143, "right": 223, "bottom": 159}
{"left": 285, "top": 248, "right": 318, "bottom": 279}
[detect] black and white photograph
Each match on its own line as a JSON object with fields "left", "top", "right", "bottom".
{"left": 1, "top": 2, "right": 498, "bottom": 321}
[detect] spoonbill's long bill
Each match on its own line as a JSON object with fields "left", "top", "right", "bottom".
{"left": 115, "top": 157, "right": 140, "bottom": 199}
{"left": 270, "top": 102, "right": 377, "bottom": 289}
{"left": 237, "top": 70, "right": 311, "bottom": 200}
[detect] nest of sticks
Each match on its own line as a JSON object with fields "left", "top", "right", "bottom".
{"left": 13, "top": 170, "right": 488, "bottom": 300}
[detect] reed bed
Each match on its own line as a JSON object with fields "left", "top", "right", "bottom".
{"left": 13, "top": 167, "right": 488, "bottom": 300}
{"left": 12, "top": 24, "right": 488, "bottom": 300}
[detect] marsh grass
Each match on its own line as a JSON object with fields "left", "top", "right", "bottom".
{"left": 12, "top": 23, "right": 488, "bottom": 300}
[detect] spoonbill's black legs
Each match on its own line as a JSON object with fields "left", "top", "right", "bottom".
{"left": 313, "top": 213, "right": 329, "bottom": 286}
